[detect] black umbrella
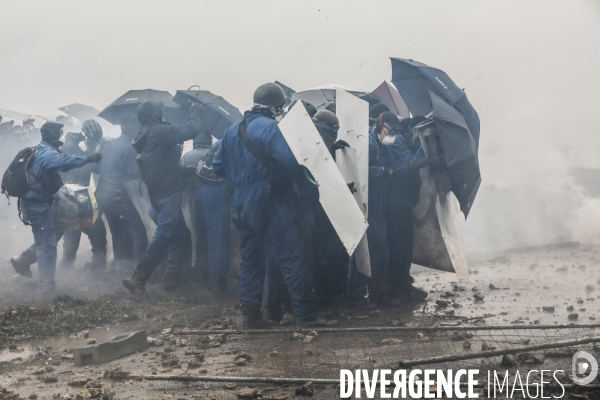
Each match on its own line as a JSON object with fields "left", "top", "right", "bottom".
{"left": 426, "top": 91, "right": 481, "bottom": 218}
{"left": 98, "top": 89, "right": 186, "bottom": 125}
{"left": 390, "top": 57, "right": 480, "bottom": 145}
{"left": 173, "top": 87, "right": 243, "bottom": 139}
{"left": 275, "top": 81, "right": 296, "bottom": 108}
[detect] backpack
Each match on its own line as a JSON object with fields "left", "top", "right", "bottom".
{"left": 196, "top": 142, "right": 225, "bottom": 185}
{"left": 1, "top": 146, "right": 40, "bottom": 200}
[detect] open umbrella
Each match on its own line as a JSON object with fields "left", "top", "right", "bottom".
{"left": 370, "top": 81, "right": 410, "bottom": 119}
{"left": 172, "top": 87, "right": 243, "bottom": 139}
{"left": 59, "top": 104, "right": 101, "bottom": 122}
{"left": 275, "top": 81, "right": 296, "bottom": 108}
{"left": 390, "top": 57, "right": 480, "bottom": 145}
{"left": 98, "top": 89, "right": 186, "bottom": 125}
{"left": 420, "top": 91, "right": 481, "bottom": 218}
{"left": 291, "top": 84, "right": 376, "bottom": 110}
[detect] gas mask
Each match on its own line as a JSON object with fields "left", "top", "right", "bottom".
{"left": 381, "top": 134, "right": 397, "bottom": 145}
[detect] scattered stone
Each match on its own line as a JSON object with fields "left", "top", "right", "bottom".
{"left": 292, "top": 332, "right": 305, "bottom": 341}
{"left": 568, "top": 313, "right": 579, "bottom": 320}
{"left": 489, "top": 284, "right": 497, "bottom": 290}
{"left": 44, "top": 376, "right": 58, "bottom": 383}
{"left": 280, "top": 313, "right": 295, "bottom": 326}
{"left": 303, "top": 335, "right": 316, "bottom": 344}
{"left": 86, "top": 339, "right": 96, "bottom": 345}
{"left": 567, "top": 306, "right": 574, "bottom": 312}
{"left": 416, "top": 333, "right": 424, "bottom": 340}
{"left": 268, "top": 351, "right": 279, "bottom": 357}
{"left": 304, "top": 350, "right": 314, "bottom": 356}
{"left": 295, "top": 382, "right": 313, "bottom": 397}
{"left": 306, "top": 331, "right": 318, "bottom": 338}
{"left": 381, "top": 338, "right": 402, "bottom": 345}
{"left": 517, "top": 353, "right": 544, "bottom": 364}
{"left": 501, "top": 355, "right": 515, "bottom": 367}
{"left": 155, "top": 339, "right": 164, "bottom": 347}
{"left": 188, "top": 355, "right": 204, "bottom": 369}
{"left": 463, "top": 341, "right": 472, "bottom": 349}
{"left": 224, "top": 383, "right": 237, "bottom": 390}
{"left": 586, "top": 285, "right": 594, "bottom": 291}
{"left": 78, "top": 330, "right": 90, "bottom": 339}
{"left": 68, "top": 375, "right": 89, "bottom": 387}
{"left": 542, "top": 306, "right": 555, "bottom": 313}
{"left": 236, "top": 388, "right": 259, "bottom": 399}
{"left": 86, "top": 382, "right": 102, "bottom": 389}
{"left": 435, "top": 299, "right": 449, "bottom": 307}
{"left": 234, "top": 359, "right": 247, "bottom": 366}
{"left": 161, "top": 328, "right": 173, "bottom": 335}
{"left": 474, "top": 292, "right": 485, "bottom": 301}
{"left": 234, "top": 353, "right": 252, "bottom": 362}
{"left": 481, "top": 342, "right": 492, "bottom": 351}
{"left": 103, "top": 368, "right": 129, "bottom": 380}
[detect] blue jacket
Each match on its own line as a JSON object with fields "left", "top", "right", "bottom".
{"left": 213, "top": 112, "right": 304, "bottom": 230}
{"left": 100, "top": 134, "right": 139, "bottom": 180}
{"left": 24, "top": 140, "right": 88, "bottom": 204}
{"left": 368, "top": 130, "right": 390, "bottom": 222}
{"left": 387, "top": 134, "right": 425, "bottom": 207}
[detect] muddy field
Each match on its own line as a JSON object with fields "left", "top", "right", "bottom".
{"left": 1, "top": 206, "right": 600, "bottom": 399}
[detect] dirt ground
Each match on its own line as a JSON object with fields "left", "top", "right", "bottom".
{"left": 1, "top": 215, "right": 600, "bottom": 400}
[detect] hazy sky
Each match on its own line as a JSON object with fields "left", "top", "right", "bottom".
{"left": 2, "top": 0, "right": 600, "bottom": 247}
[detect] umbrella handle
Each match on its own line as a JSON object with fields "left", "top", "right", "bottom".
{"left": 187, "top": 85, "right": 202, "bottom": 95}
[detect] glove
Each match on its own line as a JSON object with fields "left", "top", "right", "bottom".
{"left": 347, "top": 182, "right": 358, "bottom": 194}
{"left": 331, "top": 140, "right": 350, "bottom": 152}
{"left": 383, "top": 167, "right": 395, "bottom": 176}
{"left": 189, "top": 102, "right": 203, "bottom": 114}
{"left": 408, "top": 157, "right": 429, "bottom": 171}
{"left": 86, "top": 153, "right": 102, "bottom": 164}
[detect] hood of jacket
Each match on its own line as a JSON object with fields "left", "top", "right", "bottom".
{"left": 137, "top": 101, "right": 163, "bottom": 126}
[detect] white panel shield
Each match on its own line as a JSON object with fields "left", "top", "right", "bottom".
{"left": 279, "top": 102, "right": 368, "bottom": 256}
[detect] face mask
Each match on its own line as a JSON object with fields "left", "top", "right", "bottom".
{"left": 381, "top": 135, "right": 396, "bottom": 145}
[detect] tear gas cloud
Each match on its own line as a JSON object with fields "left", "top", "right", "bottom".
{"left": 1, "top": 0, "right": 600, "bottom": 259}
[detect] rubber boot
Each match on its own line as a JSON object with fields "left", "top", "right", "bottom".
{"left": 11, "top": 247, "right": 37, "bottom": 278}
{"left": 242, "top": 307, "right": 267, "bottom": 329}
{"left": 122, "top": 273, "right": 146, "bottom": 297}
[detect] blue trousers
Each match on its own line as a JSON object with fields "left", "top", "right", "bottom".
{"left": 22, "top": 199, "right": 64, "bottom": 293}
{"left": 133, "top": 192, "right": 188, "bottom": 283}
{"left": 195, "top": 182, "right": 233, "bottom": 290}
{"left": 233, "top": 188, "right": 315, "bottom": 319}
{"left": 347, "top": 214, "right": 391, "bottom": 302}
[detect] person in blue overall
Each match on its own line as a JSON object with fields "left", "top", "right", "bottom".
{"left": 122, "top": 101, "right": 202, "bottom": 296}
{"left": 386, "top": 116, "right": 429, "bottom": 302}
{"left": 213, "top": 83, "right": 332, "bottom": 328}
{"left": 346, "top": 112, "right": 407, "bottom": 308}
{"left": 193, "top": 139, "right": 234, "bottom": 293}
{"left": 17, "top": 122, "right": 101, "bottom": 294}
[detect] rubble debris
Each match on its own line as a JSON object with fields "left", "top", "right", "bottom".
{"left": 86, "top": 339, "right": 96, "bottom": 345}
{"left": 463, "top": 341, "right": 471, "bottom": 349}
{"left": 68, "top": 375, "right": 89, "bottom": 387}
{"left": 188, "top": 355, "right": 204, "bottom": 368}
{"left": 381, "top": 338, "right": 402, "bottom": 345}
{"left": 542, "top": 306, "right": 555, "bottom": 313}
{"left": 44, "top": 376, "right": 58, "bottom": 383}
{"left": 435, "top": 299, "right": 449, "bottom": 307}
{"left": 305, "top": 350, "right": 314, "bottom": 356}
{"left": 292, "top": 332, "right": 304, "bottom": 341}
{"left": 234, "top": 353, "right": 252, "bottom": 362}
{"left": 303, "top": 335, "right": 317, "bottom": 344}
{"left": 224, "top": 383, "right": 237, "bottom": 390}
{"left": 517, "top": 353, "right": 544, "bottom": 364}
{"left": 280, "top": 313, "right": 295, "bottom": 326}
{"left": 103, "top": 368, "right": 129, "bottom": 380}
{"left": 568, "top": 313, "right": 579, "bottom": 320}
{"left": 236, "top": 388, "right": 259, "bottom": 399}
{"left": 295, "top": 382, "right": 313, "bottom": 397}
{"left": 268, "top": 351, "right": 279, "bottom": 357}
{"left": 234, "top": 359, "right": 247, "bottom": 366}
{"left": 74, "top": 331, "right": 147, "bottom": 366}
{"left": 501, "top": 355, "right": 516, "bottom": 367}
{"left": 567, "top": 306, "right": 575, "bottom": 311}
{"left": 473, "top": 292, "right": 485, "bottom": 301}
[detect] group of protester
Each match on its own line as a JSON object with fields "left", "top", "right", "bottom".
{"left": 8, "top": 82, "right": 432, "bottom": 328}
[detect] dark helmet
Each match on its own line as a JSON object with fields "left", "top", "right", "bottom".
{"left": 375, "top": 111, "right": 402, "bottom": 134}
{"left": 82, "top": 119, "right": 103, "bottom": 141}
{"left": 312, "top": 110, "right": 339, "bottom": 129}
{"left": 253, "top": 83, "right": 286, "bottom": 108}
{"left": 369, "top": 103, "right": 390, "bottom": 119}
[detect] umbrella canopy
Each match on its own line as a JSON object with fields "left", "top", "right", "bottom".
{"left": 390, "top": 57, "right": 480, "bottom": 145}
{"left": 291, "top": 84, "right": 374, "bottom": 110}
{"left": 275, "top": 81, "right": 296, "bottom": 108}
{"left": 426, "top": 91, "right": 480, "bottom": 218}
{"left": 59, "top": 104, "right": 101, "bottom": 121}
{"left": 370, "top": 81, "right": 410, "bottom": 119}
{"left": 173, "top": 89, "right": 243, "bottom": 139}
{"left": 98, "top": 89, "right": 186, "bottom": 125}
